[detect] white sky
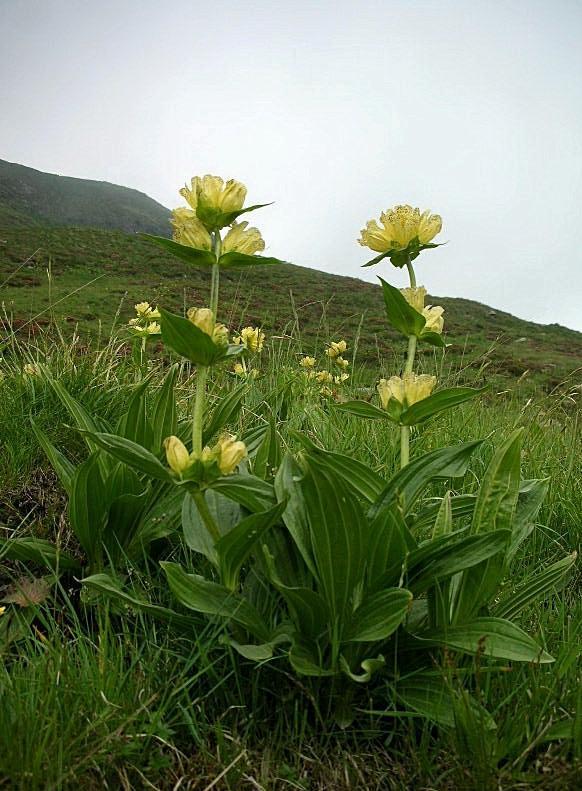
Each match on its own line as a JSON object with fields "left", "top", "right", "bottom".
{"left": 1, "top": 0, "right": 581, "bottom": 330}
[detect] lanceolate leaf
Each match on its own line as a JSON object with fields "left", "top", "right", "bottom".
{"left": 203, "top": 382, "right": 247, "bottom": 445}
{"left": 369, "top": 441, "right": 482, "bottom": 520}
{"left": 400, "top": 387, "right": 486, "bottom": 426}
{"left": 346, "top": 588, "right": 412, "bottom": 643}
{"left": 159, "top": 308, "right": 228, "bottom": 367}
{"left": 419, "top": 617, "right": 554, "bottom": 663}
{"left": 140, "top": 234, "right": 217, "bottom": 267}
{"left": 210, "top": 474, "right": 276, "bottom": 512}
{"left": 81, "top": 431, "right": 172, "bottom": 481}
{"left": 216, "top": 500, "right": 287, "bottom": 590}
{"left": 151, "top": 364, "right": 179, "bottom": 452}
{"left": 494, "top": 552, "right": 577, "bottom": 620}
{"left": 31, "top": 418, "right": 75, "bottom": 495}
{"left": 161, "top": 561, "right": 270, "bottom": 641}
{"left": 333, "top": 400, "right": 392, "bottom": 421}
{"left": 508, "top": 478, "right": 550, "bottom": 561}
{"left": 0, "top": 537, "right": 81, "bottom": 572}
{"left": 69, "top": 453, "right": 107, "bottom": 562}
{"left": 379, "top": 278, "right": 426, "bottom": 338}
{"left": 218, "top": 251, "right": 288, "bottom": 268}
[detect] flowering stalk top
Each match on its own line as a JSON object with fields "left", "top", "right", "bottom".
{"left": 359, "top": 205, "right": 442, "bottom": 268}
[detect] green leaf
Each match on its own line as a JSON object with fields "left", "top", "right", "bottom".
{"left": 400, "top": 387, "right": 486, "bottom": 426}
{"left": 216, "top": 501, "right": 287, "bottom": 590}
{"left": 159, "top": 308, "right": 227, "bottom": 366}
{"left": 151, "top": 364, "right": 179, "bottom": 453}
{"left": 182, "top": 490, "right": 241, "bottom": 564}
{"left": 418, "top": 331, "right": 447, "bottom": 348}
{"left": 432, "top": 490, "right": 453, "bottom": 538}
{"left": 369, "top": 441, "right": 482, "bottom": 520}
{"left": 218, "top": 251, "right": 288, "bottom": 269}
{"left": 333, "top": 400, "right": 392, "bottom": 421}
{"left": 31, "top": 418, "right": 75, "bottom": 495}
{"left": 81, "top": 431, "right": 172, "bottom": 481}
{"left": 413, "top": 494, "right": 476, "bottom": 531}
{"left": 69, "top": 453, "right": 107, "bottom": 563}
{"left": 209, "top": 474, "right": 276, "bottom": 513}
{"left": 289, "top": 642, "right": 336, "bottom": 677}
{"left": 140, "top": 234, "right": 217, "bottom": 267}
{"left": 420, "top": 617, "right": 554, "bottom": 663}
{"left": 160, "top": 561, "right": 270, "bottom": 641}
{"left": 253, "top": 416, "right": 282, "bottom": 480}
{"left": 346, "top": 588, "right": 412, "bottom": 642}
{"left": 203, "top": 382, "right": 247, "bottom": 445}
{"left": 399, "top": 530, "right": 510, "bottom": 596}
{"left": 295, "top": 433, "right": 385, "bottom": 503}
{"left": 508, "top": 478, "right": 550, "bottom": 561}
{"left": 299, "top": 462, "right": 367, "bottom": 623}
{"left": 340, "top": 655, "right": 386, "bottom": 683}
{"left": 472, "top": 429, "right": 524, "bottom": 536}
{"left": 117, "top": 378, "right": 153, "bottom": 450}
{"left": 379, "top": 278, "right": 426, "bottom": 337}
{"left": 0, "top": 537, "right": 80, "bottom": 571}
{"left": 367, "top": 504, "right": 417, "bottom": 588}
{"left": 495, "top": 553, "right": 577, "bottom": 620}
{"left": 196, "top": 201, "right": 272, "bottom": 231}
{"left": 274, "top": 454, "right": 315, "bottom": 577}
{"left": 129, "top": 485, "right": 183, "bottom": 551}
{"left": 82, "top": 572, "right": 194, "bottom": 630}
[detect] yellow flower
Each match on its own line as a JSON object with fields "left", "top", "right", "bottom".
{"left": 233, "top": 362, "right": 246, "bottom": 376}
{"left": 187, "top": 307, "right": 215, "bottom": 336}
{"left": 235, "top": 326, "right": 265, "bottom": 353}
{"left": 23, "top": 362, "right": 40, "bottom": 377}
{"left": 180, "top": 175, "right": 247, "bottom": 214}
{"left": 146, "top": 322, "right": 161, "bottom": 335}
{"left": 135, "top": 301, "right": 152, "bottom": 316}
{"left": 315, "top": 370, "right": 333, "bottom": 384}
{"left": 216, "top": 435, "right": 247, "bottom": 475}
{"left": 400, "top": 286, "right": 427, "bottom": 312}
{"left": 319, "top": 386, "right": 333, "bottom": 398}
{"left": 325, "top": 340, "right": 347, "bottom": 359}
{"left": 171, "top": 207, "right": 212, "bottom": 250}
{"left": 358, "top": 205, "right": 442, "bottom": 253}
{"left": 334, "top": 373, "right": 350, "bottom": 384}
{"left": 222, "top": 221, "right": 265, "bottom": 256}
{"left": 422, "top": 305, "right": 445, "bottom": 334}
{"left": 212, "top": 323, "right": 229, "bottom": 346}
{"left": 378, "top": 373, "right": 437, "bottom": 410}
{"left": 334, "top": 356, "right": 349, "bottom": 369}
{"left": 164, "top": 436, "right": 191, "bottom": 475}
{"left": 300, "top": 356, "right": 316, "bottom": 368}
{"left": 0, "top": 606, "right": 6, "bottom": 616}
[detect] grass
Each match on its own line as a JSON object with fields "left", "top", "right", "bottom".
{"left": 0, "top": 315, "right": 581, "bottom": 790}
{"left": 2, "top": 224, "right": 582, "bottom": 394}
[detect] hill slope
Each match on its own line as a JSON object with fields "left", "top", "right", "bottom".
{"left": 0, "top": 159, "right": 170, "bottom": 235}
{"left": 1, "top": 224, "right": 581, "bottom": 391}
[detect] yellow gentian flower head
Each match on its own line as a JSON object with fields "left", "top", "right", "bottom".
{"left": 299, "top": 356, "right": 316, "bottom": 368}
{"left": 216, "top": 434, "right": 247, "bottom": 475}
{"left": 358, "top": 205, "right": 442, "bottom": 262}
{"left": 334, "top": 356, "right": 349, "bottom": 370}
{"left": 325, "top": 340, "right": 348, "bottom": 359}
{"left": 171, "top": 207, "right": 212, "bottom": 251}
{"left": 135, "top": 301, "right": 152, "bottom": 316}
{"left": 234, "top": 326, "right": 265, "bottom": 353}
{"left": 334, "top": 373, "right": 350, "bottom": 384}
{"left": 315, "top": 370, "right": 333, "bottom": 384}
{"left": 233, "top": 362, "right": 246, "bottom": 376}
{"left": 400, "top": 286, "right": 427, "bottom": 313}
{"left": 146, "top": 322, "right": 161, "bottom": 336}
{"left": 187, "top": 307, "right": 215, "bottom": 336}
{"left": 422, "top": 305, "right": 445, "bottom": 335}
{"left": 222, "top": 221, "right": 266, "bottom": 256}
{"left": 164, "top": 436, "right": 192, "bottom": 476}
{"left": 378, "top": 373, "right": 437, "bottom": 410}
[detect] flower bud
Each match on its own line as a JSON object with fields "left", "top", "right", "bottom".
{"left": 400, "top": 286, "right": 427, "bottom": 312}
{"left": 335, "top": 356, "right": 349, "bottom": 369}
{"left": 187, "top": 307, "right": 215, "bottom": 336}
{"left": 422, "top": 305, "right": 445, "bottom": 334}
{"left": 164, "top": 436, "right": 191, "bottom": 475}
{"left": 216, "top": 435, "right": 247, "bottom": 475}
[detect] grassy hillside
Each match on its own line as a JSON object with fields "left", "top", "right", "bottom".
{"left": 0, "top": 159, "right": 170, "bottom": 235}
{"left": 1, "top": 224, "right": 581, "bottom": 391}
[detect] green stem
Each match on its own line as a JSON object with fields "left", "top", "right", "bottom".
{"left": 400, "top": 258, "right": 418, "bottom": 469}
{"left": 209, "top": 232, "right": 222, "bottom": 320}
{"left": 192, "top": 365, "right": 208, "bottom": 454}
{"left": 193, "top": 490, "right": 221, "bottom": 544}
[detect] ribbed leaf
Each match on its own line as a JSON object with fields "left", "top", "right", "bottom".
{"left": 495, "top": 553, "right": 577, "bottom": 620}
{"left": 161, "top": 561, "right": 270, "bottom": 641}
{"left": 346, "top": 588, "right": 412, "bottom": 642}
{"left": 218, "top": 251, "right": 288, "bottom": 268}
{"left": 182, "top": 490, "right": 241, "bottom": 564}
{"left": 400, "top": 387, "right": 486, "bottom": 426}
{"left": 0, "top": 537, "right": 80, "bottom": 571}
{"left": 203, "top": 382, "right": 247, "bottom": 445}
{"left": 333, "top": 400, "right": 391, "bottom": 421}
{"left": 69, "top": 453, "right": 107, "bottom": 563}
{"left": 151, "top": 364, "right": 179, "bottom": 452}
{"left": 81, "top": 431, "right": 172, "bottom": 481}
{"left": 140, "top": 234, "right": 217, "bottom": 267}
{"left": 31, "top": 418, "right": 75, "bottom": 495}
{"left": 159, "top": 308, "right": 228, "bottom": 366}
{"left": 210, "top": 474, "right": 276, "bottom": 512}
{"left": 379, "top": 278, "right": 426, "bottom": 337}
{"left": 420, "top": 617, "right": 554, "bottom": 663}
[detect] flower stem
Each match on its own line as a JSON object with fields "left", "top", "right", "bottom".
{"left": 209, "top": 232, "right": 222, "bottom": 320}
{"left": 193, "top": 491, "right": 221, "bottom": 544}
{"left": 400, "top": 257, "right": 417, "bottom": 469}
{"left": 192, "top": 365, "right": 208, "bottom": 455}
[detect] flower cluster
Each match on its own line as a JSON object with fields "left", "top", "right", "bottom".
{"left": 299, "top": 339, "right": 350, "bottom": 397}
{"left": 377, "top": 373, "right": 437, "bottom": 410}
{"left": 171, "top": 175, "right": 266, "bottom": 257}
{"left": 164, "top": 434, "right": 246, "bottom": 482}
{"left": 400, "top": 286, "right": 445, "bottom": 335}
{"left": 232, "top": 326, "right": 265, "bottom": 378}
{"left": 127, "top": 301, "right": 161, "bottom": 338}
{"left": 359, "top": 205, "right": 442, "bottom": 256}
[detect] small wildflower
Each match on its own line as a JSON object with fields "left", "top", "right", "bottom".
{"left": 222, "top": 222, "right": 265, "bottom": 256}
{"left": 334, "top": 356, "right": 349, "bottom": 369}
{"left": 400, "top": 286, "right": 427, "bottom": 312}
{"left": 216, "top": 435, "right": 247, "bottom": 475}
{"left": 377, "top": 373, "right": 437, "bottom": 409}
{"left": 164, "top": 436, "right": 192, "bottom": 475}
{"left": 234, "top": 326, "right": 265, "bottom": 353}
{"left": 422, "top": 305, "right": 445, "bottom": 334}
{"left": 315, "top": 370, "right": 333, "bottom": 384}
{"left": 334, "top": 373, "right": 350, "bottom": 384}
{"left": 326, "top": 340, "right": 347, "bottom": 359}
{"left": 171, "top": 207, "right": 213, "bottom": 250}
{"left": 180, "top": 175, "right": 247, "bottom": 215}
{"left": 233, "top": 362, "right": 246, "bottom": 376}
{"left": 319, "top": 386, "right": 333, "bottom": 398}
{"left": 0, "top": 606, "right": 6, "bottom": 616}
{"left": 359, "top": 205, "right": 442, "bottom": 254}
{"left": 299, "top": 356, "right": 316, "bottom": 368}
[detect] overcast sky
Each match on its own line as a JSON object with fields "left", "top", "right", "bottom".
{"left": 1, "top": 0, "right": 581, "bottom": 330}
